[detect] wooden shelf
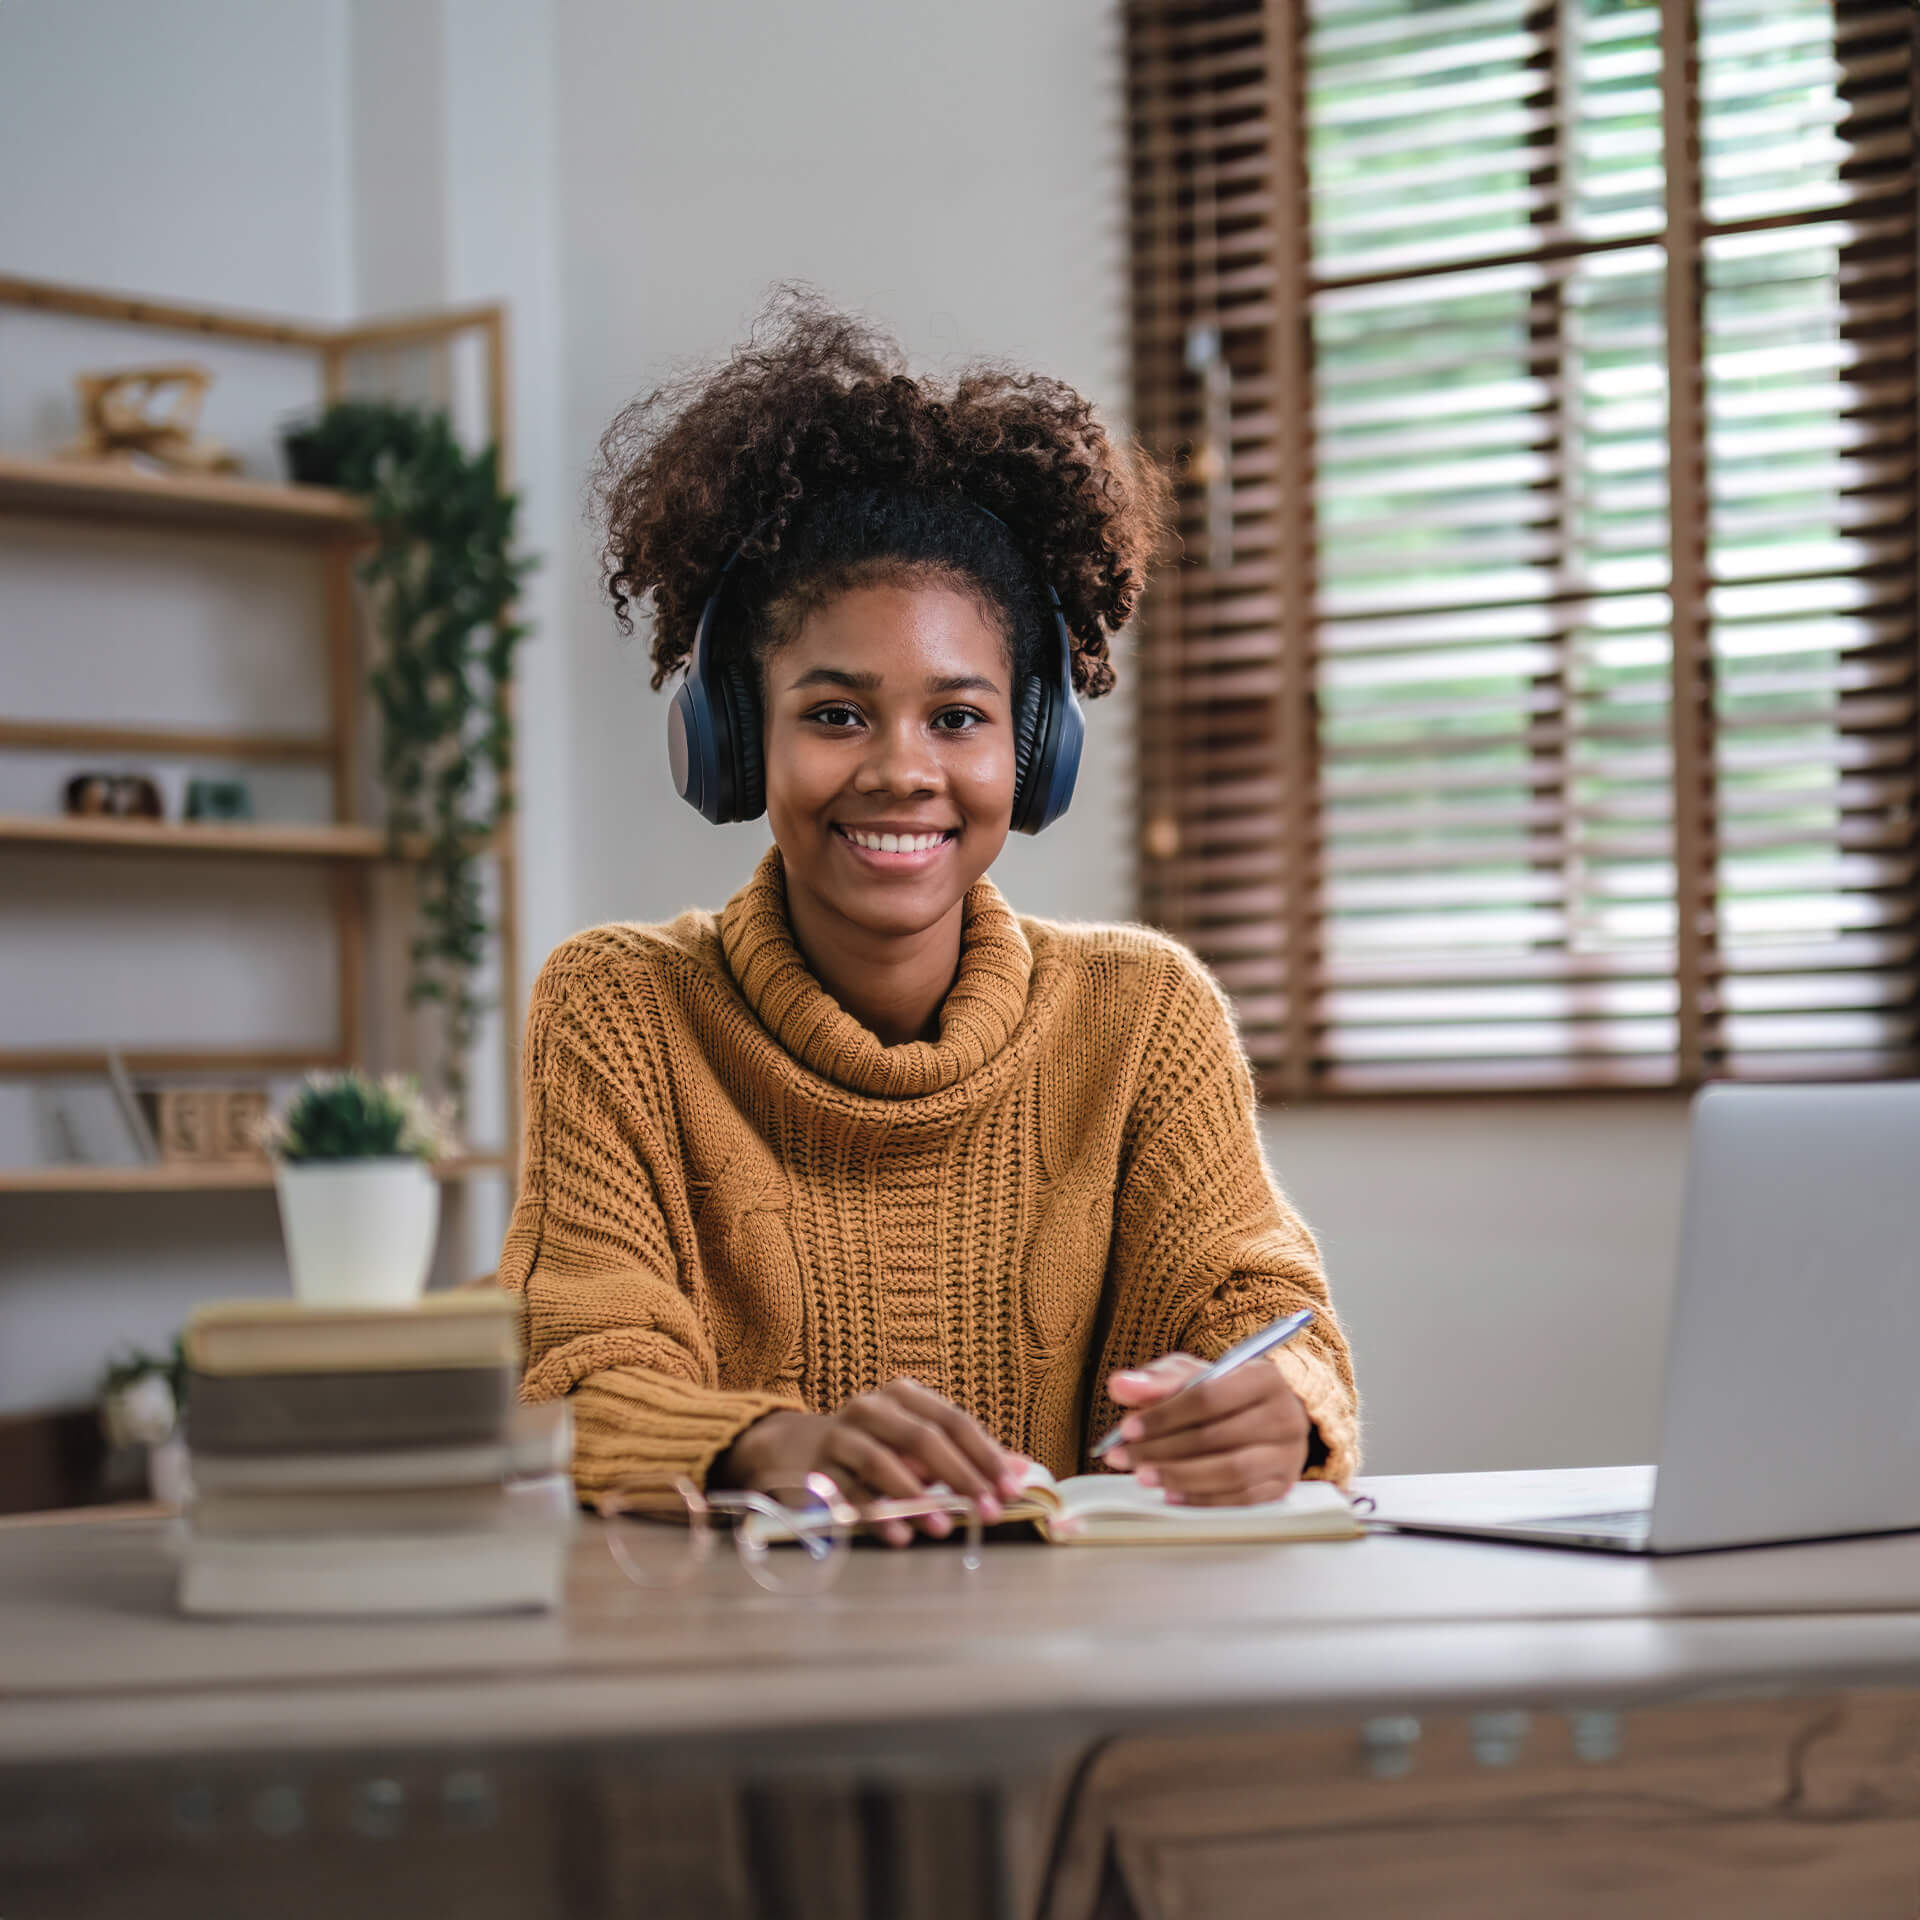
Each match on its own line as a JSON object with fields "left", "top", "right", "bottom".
{"left": 0, "top": 1048, "right": 343, "bottom": 1079}
{"left": 0, "top": 815, "right": 449, "bottom": 862}
{"left": 0, "top": 1155, "right": 510, "bottom": 1196}
{"left": 0, "top": 274, "right": 523, "bottom": 1227}
{"left": 0, "top": 720, "right": 335, "bottom": 764}
{"left": 0, "top": 453, "right": 368, "bottom": 541}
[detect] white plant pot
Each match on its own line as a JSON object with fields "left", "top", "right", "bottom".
{"left": 147, "top": 1434, "right": 193, "bottom": 1508}
{"left": 274, "top": 1157, "right": 440, "bottom": 1308}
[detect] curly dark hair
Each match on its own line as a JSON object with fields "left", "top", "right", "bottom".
{"left": 592, "top": 288, "right": 1171, "bottom": 699}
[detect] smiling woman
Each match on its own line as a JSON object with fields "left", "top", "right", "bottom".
{"left": 496, "top": 292, "right": 1361, "bottom": 1543}
{"left": 765, "top": 581, "right": 1016, "bottom": 1044}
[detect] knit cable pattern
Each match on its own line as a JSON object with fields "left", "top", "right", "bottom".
{"left": 498, "top": 848, "right": 1359, "bottom": 1494}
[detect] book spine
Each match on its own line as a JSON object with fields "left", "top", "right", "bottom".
{"left": 184, "top": 1365, "right": 514, "bottom": 1455}
{"left": 176, "top": 1536, "right": 566, "bottom": 1617}
{"left": 187, "top": 1474, "right": 575, "bottom": 1539}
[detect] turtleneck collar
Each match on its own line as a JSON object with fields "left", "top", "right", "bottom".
{"left": 718, "top": 847, "right": 1034, "bottom": 1099}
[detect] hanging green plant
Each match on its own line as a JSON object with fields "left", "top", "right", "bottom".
{"left": 282, "top": 401, "right": 534, "bottom": 1101}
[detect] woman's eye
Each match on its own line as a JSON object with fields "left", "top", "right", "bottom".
{"left": 809, "top": 704, "right": 863, "bottom": 730}
{"left": 932, "top": 708, "right": 985, "bottom": 734}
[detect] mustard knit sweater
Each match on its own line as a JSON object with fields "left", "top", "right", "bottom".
{"left": 499, "top": 849, "right": 1359, "bottom": 1493}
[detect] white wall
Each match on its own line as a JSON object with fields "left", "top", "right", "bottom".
{"left": 347, "top": 0, "right": 450, "bottom": 314}
{"left": 1264, "top": 1096, "right": 1693, "bottom": 1475}
{"left": 551, "top": 0, "right": 1133, "bottom": 934}
{"left": 0, "top": 0, "right": 351, "bottom": 316}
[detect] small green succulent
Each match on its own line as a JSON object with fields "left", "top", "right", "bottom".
{"left": 261, "top": 1071, "right": 453, "bottom": 1164}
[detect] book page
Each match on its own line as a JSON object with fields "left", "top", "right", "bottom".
{"left": 929, "top": 1458, "right": 1062, "bottom": 1520}
{"left": 1053, "top": 1474, "right": 1358, "bottom": 1532}
{"left": 1006, "top": 1458, "right": 1059, "bottom": 1511}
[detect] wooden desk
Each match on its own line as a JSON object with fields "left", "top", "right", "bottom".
{"left": 4, "top": 1468, "right": 1918, "bottom": 1918}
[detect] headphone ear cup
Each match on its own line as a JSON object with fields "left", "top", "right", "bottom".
{"left": 724, "top": 659, "right": 766, "bottom": 821}
{"left": 1010, "top": 673, "right": 1048, "bottom": 830}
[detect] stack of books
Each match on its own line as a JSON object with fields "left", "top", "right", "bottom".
{"left": 176, "top": 1292, "right": 573, "bottom": 1617}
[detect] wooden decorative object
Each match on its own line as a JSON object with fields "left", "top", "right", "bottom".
{"left": 219, "top": 1089, "right": 269, "bottom": 1159}
{"left": 60, "top": 365, "right": 238, "bottom": 474}
{"left": 143, "top": 1088, "right": 269, "bottom": 1165}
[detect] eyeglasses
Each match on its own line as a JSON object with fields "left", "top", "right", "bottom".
{"left": 595, "top": 1473, "right": 986, "bottom": 1596}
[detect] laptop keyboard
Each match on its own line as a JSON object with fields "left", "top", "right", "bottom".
{"left": 1525, "top": 1508, "right": 1652, "bottom": 1541}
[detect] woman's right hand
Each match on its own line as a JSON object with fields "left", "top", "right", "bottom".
{"left": 714, "top": 1379, "right": 1027, "bottom": 1547}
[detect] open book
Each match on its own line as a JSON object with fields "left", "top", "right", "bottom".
{"left": 992, "top": 1462, "right": 1362, "bottom": 1546}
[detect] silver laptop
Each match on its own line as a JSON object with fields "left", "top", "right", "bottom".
{"left": 1389, "top": 1082, "right": 1920, "bottom": 1555}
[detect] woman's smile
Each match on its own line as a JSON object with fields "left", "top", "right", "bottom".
{"left": 832, "top": 821, "right": 961, "bottom": 867}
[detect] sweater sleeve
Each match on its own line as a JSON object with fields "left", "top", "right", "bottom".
{"left": 498, "top": 955, "right": 801, "bottom": 1496}
{"left": 1091, "top": 948, "right": 1361, "bottom": 1485}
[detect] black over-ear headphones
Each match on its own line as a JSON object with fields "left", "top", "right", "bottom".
{"left": 667, "top": 517, "right": 1084, "bottom": 834}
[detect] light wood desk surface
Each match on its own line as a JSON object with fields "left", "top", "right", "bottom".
{"left": 5, "top": 1466, "right": 1920, "bottom": 1767}
{"left": 7, "top": 1468, "right": 1920, "bottom": 1920}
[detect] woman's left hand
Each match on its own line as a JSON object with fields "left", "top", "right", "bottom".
{"left": 1103, "top": 1351, "right": 1312, "bottom": 1505}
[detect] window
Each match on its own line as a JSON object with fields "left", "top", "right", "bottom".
{"left": 1128, "top": 0, "right": 1919, "bottom": 1094}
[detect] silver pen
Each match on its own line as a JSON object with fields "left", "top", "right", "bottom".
{"left": 1090, "top": 1307, "right": 1316, "bottom": 1461}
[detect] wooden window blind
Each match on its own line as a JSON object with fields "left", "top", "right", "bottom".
{"left": 1128, "top": 0, "right": 1919, "bottom": 1095}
